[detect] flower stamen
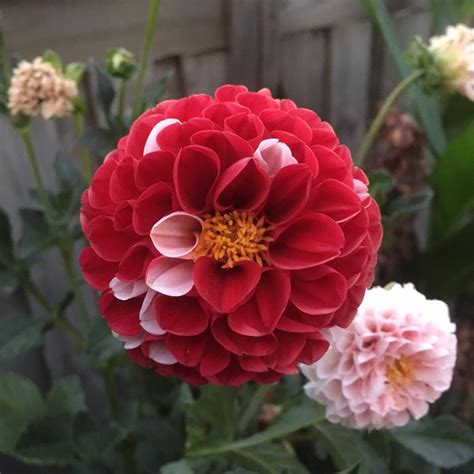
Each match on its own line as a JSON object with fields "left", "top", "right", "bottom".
{"left": 386, "top": 356, "right": 414, "bottom": 388}
{"left": 194, "top": 210, "right": 273, "bottom": 268}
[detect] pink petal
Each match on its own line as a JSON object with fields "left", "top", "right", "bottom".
{"left": 109, "top": 277, "right": 148, "bottom": 300}
{"left": 148, "top": 341, "right": 178, "bottom": 365}
{"left": 143, "top": 118, "right": 181, "bottom": 154}
{"left": 150, "top": 211, "right": 203, "bottom": 259}
{"left": 145, "top": 257, "right": 194, "bottom": 297}
{"left": 112, "top": 331, "right": 144, "bottom": 349}
{"left": 254, "top": 138, "right": 297, "bottom": 176}
{"left": 139, "top": 289, "right": 166, "bottom": 335}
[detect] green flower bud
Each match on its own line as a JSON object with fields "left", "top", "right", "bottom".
{"left": 105, "top": 47, "right": 136, "bottom": 80}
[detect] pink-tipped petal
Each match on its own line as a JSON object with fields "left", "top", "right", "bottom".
{"left": 112, "top": 331, "right": 144, "bottom": 349}
{"left": 139, "top": 289, "right": 166, "bottom": 335}
{"left": 254, "top": 138, "right": 298, "bottom": 176}
{"left": 146, "top": 257, "right": 194, "bottom": 297}
{"left": 109, "top": 277, "right": 148, "bottom": 300}
{"left": 148, "top": 341, "right": 178, "bottom": 365}
{"left": 143, "top": 118, "right": 181, "bottom": 154}
{"left": 150, "top": 211, "right": 203, "bottom": 259}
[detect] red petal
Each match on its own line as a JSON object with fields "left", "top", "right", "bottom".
{"left": 329, "top": 246, "right": 369, "bottom": 287}
{"left": 208, "top": 358, "right": 255, "bottom": 386}
{"left": 191, "top": 130, "right": 253, "bottom": 170}
{"left": 269, "top": 213, "right": 345, "bottom": 270}
{"left": 88, "top": 159, "right": 116, "bottom": 209}
{"left": 113, "top": 201, "right": 134, "bottom": 231}
{"left": 259, "top": 109, "right": 313, "bottom": 143}
{"left": 277, "top": 305, "right": 333, "bottom": 333}
{"left": 167, "top": 332, "right": 208, "bottom": 367}
{"left": 297, "top": 333, "right": 329, "bottom": 364}
{"left": 289, "top": 108, "right": 321, "bottom": 128}
{"left": 155, "top": 295, "right": 209, "bottom": 336}
{"left": 290, "top": 265, "right": 347, "bottom": 315}
{"left": 308, "top": 179, "right": 362, "bottom": 223}
{"left": 99, "top": 291, "right": 143, "bottom": 336}
{"left": 264, "top": 164, "right": 312, "bottom": 225}
{"left": 203, "top": 102, "right": 250, "bottom": 129}
{"left": 214, "top": 158, "right": 270, "bottom": 212}
{"left": 228, "top": 268, "right": 290, "bottom": 336}
{"left": 174, "top": 145, "right": 220, "bottom": 214}
{"left": 272, "top": 330, "right": 306, "bottom": 368}
{"left": 239, "top": 355, "right": 270, "bottom": 372}
{"left": 157, "top": 118, "right": 214, "bottom": 152}
{"left": 193, "top": 258, "right": 261, "bottom": 313}
{"left": 310, "top": 122, "right": 339, "bottom": 149}
{"left": 80, "top": 247, "right": 118, "bottom": 291}
{"left": 235, "top": 92, "right": 278, "bottom": 113}
{"left": 116, "top": 239, "right": 157, "bottom": 282}
{"left": 215, "top": 84, "right": 248, "bottom": 102}
{"left": 132, "top": 182, "right": 174, "bottom": 235}
{"left": 200, "top": 341, "right": 231, "bottom": 376}
{"left": 224, "top": 113, "right": 265, "bottom": 148}
{"left": 212, "top": 316, "right": 278, "bottom": 356}
{"left": 165, "top": 94, "right": 212, "bottom": 120}
{"left": 332, "top": 284, "right": 366, "bottom": 328}
{"left": 135, "top": 151, "right": 175, "bottom": 189}
{"left": 339, "top": 207, "right": 369, "bottom": 257}
{"left": 312, "top": 145, "right": 351, "bottom": 184}
{"left": 125, "top": 114, "right": 164, "bottom": 158}
{"left": 109, "top": 156, "right": 140, "bottom": 203}
{"left": 87, "top": 215, "right": 139, "bottom": 262}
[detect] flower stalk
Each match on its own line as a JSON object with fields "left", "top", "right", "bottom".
{"left": 73, "top": 112, "right": 91, "bottom": 183}
{"left": 354, "top": 69, "right": 423, "bottom": 167}
{"left": 132, "top": 0, "right": 161, "bottom": 119}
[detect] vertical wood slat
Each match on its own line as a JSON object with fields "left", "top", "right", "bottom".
{"left": 279, "top": 31, "right": 329, "bottom": 116}
{"left": 329, "top": 20, "right": 373, "bottom": 151}
{"left": 181, "top": 51, "right": 228, "bottom": 95}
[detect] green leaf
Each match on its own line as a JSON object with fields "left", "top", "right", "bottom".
{"left": 0, "top": 268, "right": 19, "bottom": 294}
{"left": 384, "top": 189, "right": 433, "bottom": 229}
{"left": 367, "top": 170, "right": 395, "bottom": 207}
{"left": 0, "top": 208, "right": 13, "bottom": 261}
{"left": 161, "top": 460, "right": 194, "bottom": 474}
{"left": 224, "top": 469, "right": 257, "bottom": 474}
{"left": 42, "top": 49, "right": 63, "bottom": 71}
{"left": 431, "top": 124, "right": 474, "bottom": 241}
{"left": 17, "top": 208, "right": 56, "bottom": 260}
{"left": 92, "top": 64, "right": 116, "bottom": 120}
{"left": 186, "top": 385, "right": 236, "bottom": 451}
{"left": 64, "top": 62, "right": 86, "bottom": 83}
{"left": 391, "top": 416, "right": 474, "bottom": 469}
{"left": 46, "top": 376, "right": 87, "bottom": 417}
{"left": 145, "top": 71, "right": 173, "bottom": 105}
{"left": 442, "top": 94, "right": 474, "bottom": 140}
{"left": 0, "top": 371, "right": 44, "bottom": 453}
{"left": 234, "top": 442, "right": 309, "bottom": 474}
{"left": 361, "top": 0, "right": 446, "bottom": 158}
{"left": 86, "top": 317, "right": 122, "bottom": 364}
{"left": 14, "top": 414, "right": 75, "bottom": 466}
{"left": 0, "top": 315, "right": 49, "bottom": 362}
{"left": 431, "top": 0, "right": 474, "bottom": 32}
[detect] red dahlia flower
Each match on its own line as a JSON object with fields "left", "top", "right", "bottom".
{"left": 80, "top": 85, "right": 382, "bottom": 386}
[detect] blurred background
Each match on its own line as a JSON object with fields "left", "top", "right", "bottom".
{"left": 1, "top": 1, "right": 472, "bottom": 472}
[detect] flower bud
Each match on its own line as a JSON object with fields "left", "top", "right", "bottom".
{"left": 105, "top": 47, "right": 136, "bottom": 80}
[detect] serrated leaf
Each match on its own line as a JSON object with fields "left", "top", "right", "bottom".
{"left": 234, "top": 442, "right": 309, "bottom": 474}
{"left": 17, "top": 208, "right": 55, "bottom": 260}
{"left": 46, "top": 375, "right": 87, "bottom": 417}
{"left": 391, "top": 416, "right": 474, "bottom": 469}
{"left": 0, "top": 371, "right": 44, "bottom": 453}
{"left": 0, "top": 315, "right": 48, "bottom": 362}
{"left": 161, "top": 460, "right": 194, "bottom": 474}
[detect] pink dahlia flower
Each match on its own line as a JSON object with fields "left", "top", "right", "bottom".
{"left": 301, "top": 283, "right": 457, "bottom": 429}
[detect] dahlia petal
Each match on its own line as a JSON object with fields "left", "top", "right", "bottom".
{"left": 235, "top": 91, "right": 278, "bottom": 113}
{"left": 146, "top": 257, "right": 194, "bottom": 297}
{"left": 99, "top": 291, "right": 143, "bottom": 337}
{"left": 148, "top": 340, "right": 178, "bottom": 365}
{"left": 259, "top": 109, "right": 313, "bottom": 142}
{"left": 202, "top": 102, "right": 250, "bottom": 129}
{"left": 215, "top": 84, "right": 248, "bottom": 102}
{"left": 167, "top": 333, "right": 208, "bottom": 367}
{"left": 139, "top": 289, "right": 166, "bottom": 335}
{"left": 113, "top": 201, "right": 134, "bottom": 231}
{"left": 253, "top": 138, "right": 298, "bottom": 176}
{"left": 200, "top": 342, "right": 232, "bottom": 376}
{"left": 143, "top": 118, "right": 181, "bottom": 154}
{"left": 291, "top": 265, "right": 348, "bottom": 315}
{"left": 112, "top": 331, "right": 144, "bottom": 349}
{"left": 125, "top": 113, "right": 164, "bottom": 158}
{"left": 174, "top": 145, "right": 220, "bottom": 214}
{"left": 224, "top": 112, "right": 265, "bottom": 148}
{"left": 228, "top": 268, "right": 290, "bottom": 336}
{"left": 88, "top": 159, "right": 116, "bottom": 209}
{"left": 150, "top": 211, "right": 203, "bottom": 258}
{"left": 312, "top": 145, "right": 351, "bottom": 184}
{"left": 269, "top": 213, "right": 345, "bottom": 270}
{"left": 155, "top": 296, "right": 209, "bottom": 336}
{"left": 264, "top": 164, "right": 312, "bottom": 225}
{"left": 157, "top": 118, "right": 214, "bottom": 151}
{"left": 309, "top": 179, "right": 362, "bottom": 223}
{"left": 110, "top": 277, "right": 148, "bottom": 301}
{"left": 164, "top": 94, "right": 212, "bottom": 120}
{"left": 117, "top": 239, "right": 157, "bottom": 282}
{"left": 79, "top": 247, "right": 118, "bottom": 291}
{"left": 193, "top": 257, "right": 261, "bottom": 313}
{"left": 213, "top": 158, "right": 270, "bottom": 212}
{"left": 135, "top": 151, "right": 176, "bottom": 188}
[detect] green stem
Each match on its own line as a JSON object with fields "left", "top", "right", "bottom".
{"left": 132, "top": 0, "right": 161, "bottom": 119}
{"left": 354, "top": 69, "right": 423, "bottom": 167}
{"left": 72, "top": 113, "right": 91, "bottom": 184}
{"left": 20, "top": 129, "right": 54, "bottom": 224}
{"left": 0, "top": 12, "right": 10, "bottom": 90}
{"left": 187, "top": 411, "right": 325, "bottom": 458}
{"left": 238, "top": 384, "right": 273, "bottom": 436}
{"left": 117, "top": 79, "right": 127, "bottom": 122}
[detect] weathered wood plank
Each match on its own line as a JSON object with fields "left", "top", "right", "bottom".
{"left": 3, "top": 0, "right": 226, "bottom": 62}
{"left": 329, "top": 20, "right": 373, "bottom": 151}
{"left": 181, "top": 51, "right": 227, "bottom": 95}
{"left": 279, "top": 30, "right": 329, "bottom": 117}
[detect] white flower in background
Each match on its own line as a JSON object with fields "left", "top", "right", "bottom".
{"left": 8, "top": 57, "right": 78, "bottom": 119}
{"left": 301, "top": 283, "right": 457, "bottom": 430}
{"left": 429, "top": 24, "right": 474, "bottom": 101}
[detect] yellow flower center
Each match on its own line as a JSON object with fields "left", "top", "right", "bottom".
{"left": 386, "top": 356, "right": 414, "bottom": 388}
{"left": 194, "top": 210, "right": 273, "bottom": 269}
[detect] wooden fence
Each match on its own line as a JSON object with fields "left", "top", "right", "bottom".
{"left": 0, "top": 0, "right": 432, "bottom": 470}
